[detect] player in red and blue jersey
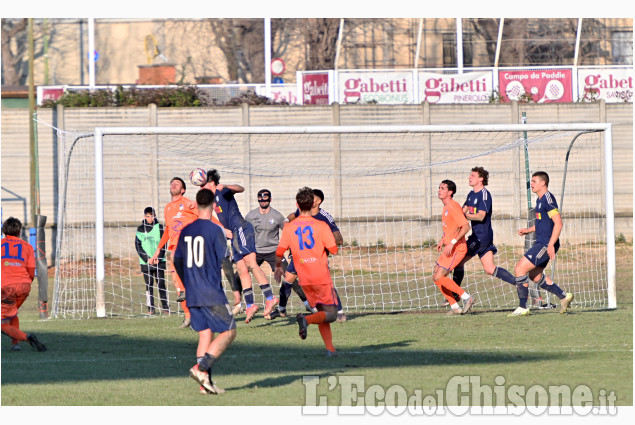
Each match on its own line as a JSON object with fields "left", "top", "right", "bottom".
{"left": 509, "top": 171, "right": 573, "bottom": 316}
{"left": 444, "top": 167, "right": 516, "bottom": 306}
{"left": 173, "top": 189, "right": 236, "bottom": 394}
{"left": 201, "top": 169, "right": 278, "bottom": 323}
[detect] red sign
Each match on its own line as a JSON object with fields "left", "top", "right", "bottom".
{"left": 498, "top": 70, "right": 572, "bottom": 103}
{"left": 302, "top": 73, "right": 329, "bottom": 105}
{"left": 40, "top": 87, "right": 64, "bottom": 103}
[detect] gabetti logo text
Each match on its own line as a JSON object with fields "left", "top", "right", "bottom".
{"left": 423, "top": 76, "right": 489, "bottom": 103}
{"left": 343, "top": 78, "right": 409, "bottom": 103}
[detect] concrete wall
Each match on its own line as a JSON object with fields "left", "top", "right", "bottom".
{"left": 1, "top": 101, "right": 632, "bottom": 262}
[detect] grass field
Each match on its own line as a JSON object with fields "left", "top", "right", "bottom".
{"left": 1, "top": 244, "right": 632, "bottom": 411}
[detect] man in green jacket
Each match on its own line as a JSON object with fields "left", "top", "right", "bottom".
{"left": 135, "top": 207, "right": 169, "bottom": 314}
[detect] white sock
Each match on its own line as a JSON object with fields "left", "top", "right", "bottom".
{"left": 460, "top": 292, "right": 471, "bottom": 300}
{"left": 451, "top": 303, "right": 460, "bottom": 310}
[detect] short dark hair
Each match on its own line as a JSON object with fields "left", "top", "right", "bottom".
{"left": 312, "top": 188, "right": 324, "bottom": 202}
{"left": 296, "top": 187, "right": 314, "bottom": 212}
{"left": 471, "top": 166, "right": 489, "bottom": 186}
{"left": 144, "top": 207, "right": 155, "bottom": 216}
{"left": 206, "top": 169, "right": 221, "bottom": 185}
{"left": 170, "top": 177, "right": 186, "bottom": 193}
{"left": 2, "top": 217, "right": 22, "bottom": 237}
{"left": 532, "top": 171, "right": 550, "bottom": 186}
{"left": 257, "top": 189, "right": 271, "bottom": 200}
{"left": 441, "top": 179, "right": 457, "bottom": 197}
{"left": 196, "top": 188, "right": 215, "bottom": 208}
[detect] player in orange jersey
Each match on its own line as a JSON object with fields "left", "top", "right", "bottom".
{"left": 433, "top": 180, "right": 476, "bottom": 315}
{"left": 150, "top": 177, "right": 200, "bottom": 328}
{"left": 274, "top": 187, "right": 340, "bottom": 357}
{"left": 1, "top": 217, "right": 47, "bottom": 351}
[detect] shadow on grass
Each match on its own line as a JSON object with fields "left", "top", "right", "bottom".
{"left": 2, "top": 329, "right": 566, "bottom": 386}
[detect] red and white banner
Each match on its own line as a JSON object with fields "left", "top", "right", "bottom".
{"left": 577, "top": 68, "right": 633, "bottom": 103}
{"left": 301, "top": 72, "right": 330, "bottom": 105}
{"left": 418, "top": 71, "right": 493, "bottom": 104}
{"left": 498, "top": 69, "right": 573, "bottom": 103}
{"left": 339, "top": 71, "right": 413, "bottom": 104}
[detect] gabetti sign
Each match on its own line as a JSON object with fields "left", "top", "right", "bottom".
{"left": 418, "top": 71, "right": 493, "bottom": 103}
{"left": 577, "top": 68, "right": 633, "bottom": 102}
{"left": 339, "top": 71, "right": 413, "bottom": 104}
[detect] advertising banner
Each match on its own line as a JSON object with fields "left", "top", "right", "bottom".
{"left": 577, "top": 68, "right": 633, "bottom": 103}
{"left": 339, "top": 71, "right": 413, "bottom": 104}
{"left": 418, "top": 71, "right": 493, "bottom": 104}
{"left": 302, "top": 72, "right": 330, "bottom": 105}
{"left": 498, "top": 69, "right": 572, "bottom": 103}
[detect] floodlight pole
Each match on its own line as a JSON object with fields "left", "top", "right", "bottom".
{"left": 265, "top": 18, "right": 272, "bottom": 98}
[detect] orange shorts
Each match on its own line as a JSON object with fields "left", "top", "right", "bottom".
{"left": 436, "top": 243, "right": 467, "bottom": 272}
{"left": 1, "top": 282, "right": 32, "bottom": 319}
{"left": 301, "top": 283, "right": 338, "bottom": 307}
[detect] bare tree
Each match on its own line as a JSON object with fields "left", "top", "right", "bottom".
{"left": 303, "top": 18, "right": 341, "bottom": 70}
{"left": 1, "top": 18, "right": 28, "bottom": 85}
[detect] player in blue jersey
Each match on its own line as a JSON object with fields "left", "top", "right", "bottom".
{"left": 267, "top": 189, "right": 346, "bottom": 321}
{"left": 443, "top": 167, "right": 516, "bottom": 306}
{"left": 173, "top": 189, "right": 236, "bottom": 394}
{"left": 509, "top": 171, "right": 574, "bottom": 316}
{"left": 201, "top": 169, "right": 278, "bottom": 323}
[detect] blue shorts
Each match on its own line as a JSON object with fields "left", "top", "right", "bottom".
{"left": 524, "top": 241, "right": 559, "bottom": 268}
{"left": 230, "top": 221, "right": 257, "bottom": 262}
{"left": 189, "top": 304, "right": 236, "bottom": 333}
{"left": 466, "top": 234, "right": 497, "bottom": 258}
{"left": 286, "top": 257, "right": 296, "bottom": 275}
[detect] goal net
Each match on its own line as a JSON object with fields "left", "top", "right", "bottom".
{"left": 52, "top": 124, "right": 615, "bottom": 319}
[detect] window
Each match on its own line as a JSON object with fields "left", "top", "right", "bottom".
{"left": 612, "top": 31, "right": 633, "bottom": 65}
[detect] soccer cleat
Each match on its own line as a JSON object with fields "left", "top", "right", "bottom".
{"left": 325, "top": 349, "right": 340, "bottom": 358}
{"left": 11, "top": 343, "right": 21, "bottom": 352}
{"left": 26, "top": 333, "right": 47, "bottom": 352}
{"left": 560, "top": 293, "right": 574, "bottom": 314}
{"left": 264, "top": 308, "right": 281, "bottom": 320}
{"left": 440, "top": 300, "right": 450, "bottom": 307}
{"left": 176, "top": 291, "right": 186, "bottom": 302}
{"left": 508, "top": 307, "right": 530, "bottom": 317}
{"left": 189, "top": 365, "right": 215, "bottom": 394}
{"left": 162, "top": 309, "right": 171, "bottom": 315}
{"left": 336, "top": 312, "right": 347, "bottom": 322}
{"left": 264, "top": 297, "right": 279, "bottom": 316}
{"left": 179, "top": 316, "right": 191, "bottom": 328}
{"left": 231, "top": 303, "right": 243, "bottom": 316}
{"left": 244, "top": 304, "right": 260, "bottom": 323}
{"left": 296, "top": 314, "right": 308, "bottom": 340}
{"left": 199, "top": 385, "right": 208, "bottom": 395}
{"left": 462, "top": 296, "right": 476, "bottom": 314}
{"left": 445, "top": 307, "right": 463, "bottom": 316}
{"left": 147, "top": 308, "right": 155, "bottom": 315}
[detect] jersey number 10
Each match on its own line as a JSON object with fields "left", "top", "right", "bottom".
{"left": 183, "top": 235, "right": 205, "bottom": 267}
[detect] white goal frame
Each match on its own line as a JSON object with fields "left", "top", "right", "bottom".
{"left": 79, "top": 123, "right": 615, "bottom": 317}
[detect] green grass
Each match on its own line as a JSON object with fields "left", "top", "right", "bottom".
{"left": 2, "top": 246, "right": 632, "bottom": 407}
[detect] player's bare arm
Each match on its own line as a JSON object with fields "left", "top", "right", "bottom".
{"left": 547, "top": 213, "right": 563, "bottom": 259}
{"left": 221, "top": 184, "right": 244, "bottom": 193}
{"left": 465, "top": 210, "right": 486, "bottom": 222}
{"left": 518, "top": 225, "right": 536, "bottom": 236}
{"left": 333, "top": 230, "right": 344, "bottom": 246}
{"left": 443, "top": 222, "right": 470, "bottom": 257}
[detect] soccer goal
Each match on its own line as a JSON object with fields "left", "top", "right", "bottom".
{"left": 52, "top": 123, "right": 615, "bottom": 319}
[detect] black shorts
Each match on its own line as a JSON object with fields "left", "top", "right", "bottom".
{"left": 524, "top": 241, "right": 559, "bottom": 268}
{"left": 466, "top": 234, "right": 498, "bottom": 258}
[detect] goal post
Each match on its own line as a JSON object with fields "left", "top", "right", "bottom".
{"left": 53, "top": 123, "right": 615, "bottom": 319}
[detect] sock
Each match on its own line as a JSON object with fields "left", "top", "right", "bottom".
{"left": 292, "top": 281, "right": 308, "bottom": 302}
{"left": 303, "top": 300, "right": 312, "bottom": 310}
{"left": 450, "top": 302, "right": 461, "bottom": 310}
{"left": 460, "top": 292, "right": 471, "bottom": 300}
{"left": 333, "top": 288, "right": 344, "bottom": 312}
{"left": 516, "top": 275, "right": 530, "bottom": 308}
{"left": 494, "top": 266, "right": 517, "bottom": 285}
{"left": 1, "top": 323, "right": 28, "bottom": 342}
{"left": 436, "top": 276, "right": 465, "bottom": 298}
{"left": 243, "top": 288, "right": 254, "bottom": 307}
{"left": 198, "top": 353, "right": 217, "bottom": 374}
{"left": 259, "top": 283, "right": 274, "bottom": 300}
{"left": 306, "top": 311, "right": 327, "bottom": 325}
{"left": 452, "top": 266, "right": 464, "bottom": 286}
{"left": 279, "top": 280, "right": 293, "bottom": 308}
{"left": 318, "top": 323, "right": 335, "bottom": 352}
{"left": 539, "top": 276, "right": 566, "bottom": 299}
{"left": 10, "top": 316, "right": 20, "bottom": 345}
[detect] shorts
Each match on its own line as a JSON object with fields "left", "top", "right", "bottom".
{"left": 301, "top": 282, "right": 338, "bottom": 307}
{"left": 230, "top": 222, "right": 257, "bottom": 262}
{"left": 286, "top": 256, "right": 296, "bottom": 275}
{"left": 1, "top": 282, "right": 32, "bottom": 319}
{"left": 524, "top": 241, "right": 559, "bottom": 268}
{"left": 436, "top": 242, "right": 467, "bottom": 272}
{"left": 466, "top": 234, "right": 498, "bottom": 258}
{"left": 189, "top": 304, "right": 237, "bottom": 333}
{"left": 256, "top": 251, "right": 288, "bottom": 273}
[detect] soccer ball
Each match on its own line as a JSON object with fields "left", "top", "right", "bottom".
{"left": 189, "top": 168, "right": 207, "bottom": 187}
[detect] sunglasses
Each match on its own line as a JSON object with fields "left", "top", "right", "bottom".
{"left": 258, "top": 197, "right": 270, "bottom": 202}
